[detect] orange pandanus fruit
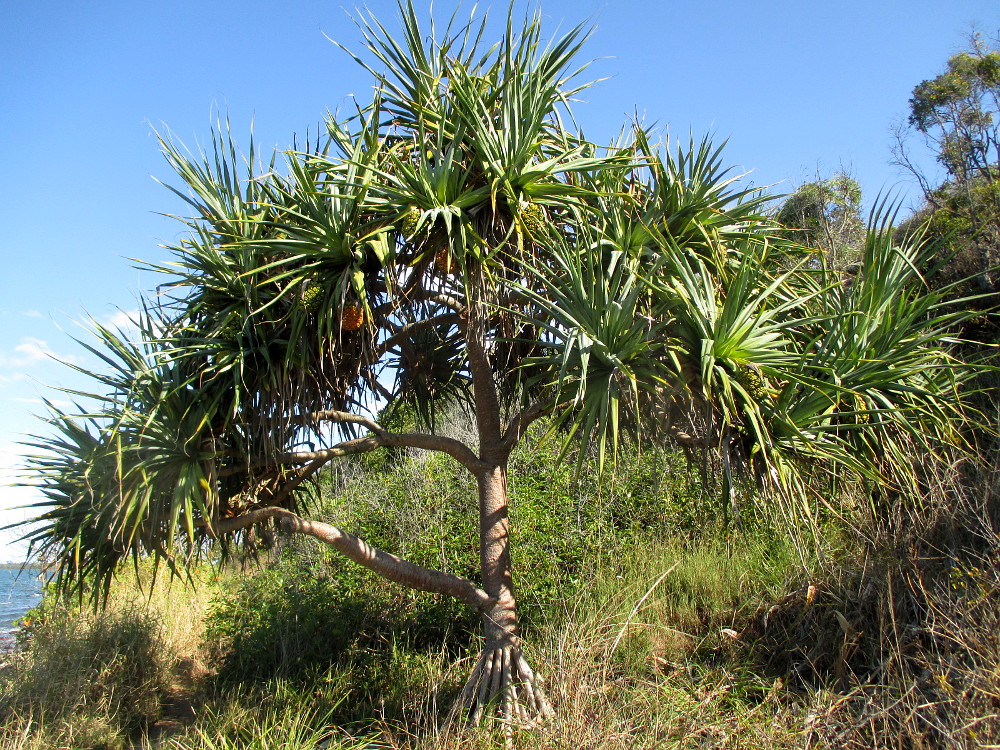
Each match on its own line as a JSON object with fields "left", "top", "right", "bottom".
{"left": 435, "top": 248, "right": 457, "bottom": 275}
{"left": 341, "top": 304, "right": 364, "bottom": 331}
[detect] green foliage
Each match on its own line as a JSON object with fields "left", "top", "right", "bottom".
{"left": 204, "top": 453, "right": 480, "bottom": 698}
{"left": 5, "top": 430, "right": 997, "bottom": 747}
{"left": 167, "top": 674, "right": 354, "bottom": 750}
{"left": 203, "top": 431, "right": 715, "bottom": 687}
{"left": 908, "top": 43, "right": 1000, "bottom": 181}
{"left": 14, "top": 2, "right": 981, "bottom": 644}
{"left": 205, "top": 564, "right": 375, "bottom": 683}
{"left": 900, "top": 177, "right": 1000, "bottom": 297}
{"left": 774, "top": 173, "right": 865, "bottom": 267}
{"left": 897, "top": 33, "right": 1000, "bottom": 292}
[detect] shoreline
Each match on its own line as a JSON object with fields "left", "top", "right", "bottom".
{"left": 0, "top": 628, "right": 19, "bottom": 655}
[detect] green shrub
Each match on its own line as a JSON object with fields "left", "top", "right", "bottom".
{"left": 167, "top": 672, "right": 358, "bottom": 750}
{"left": 204, "top": 426, "right": 717, "bottom": 686}
{"left": 204, "top": 557, "right": 468, "bottom": 686}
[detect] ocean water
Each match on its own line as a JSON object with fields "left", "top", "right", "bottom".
{"left": 0, "top": 567, "right": 45, "bottom": 651}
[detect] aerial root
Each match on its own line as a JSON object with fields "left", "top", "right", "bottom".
{"left": 450, "top": 644, "right": 553, "bottom": 729}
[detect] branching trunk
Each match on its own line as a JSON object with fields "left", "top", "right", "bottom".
{"left": 223, "top": 265, "right": 556, "bottom": 728}
{"left": 478, "top": 466, "right": 516, "bottom": 647}
{"left": 225, "top": 455, "right": 553, "bottom": 725}
{"left": 449, "top": 464, "right": 553, "bottom": 727}
{"left": 450, "top": 270, "right": 553, "bottom": 726}
{"left": 454, "top": 643, "right": 554, "bottom": 727}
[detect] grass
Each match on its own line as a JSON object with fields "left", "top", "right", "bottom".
{"left": 0, "top": 571, "right": 218, "bottom": 750}
{"left": 1, "top": 436, "right": 997, "bottom": 749}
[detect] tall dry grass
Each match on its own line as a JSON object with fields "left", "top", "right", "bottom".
{"left": 0, "top": 569, "right": 218, "bottom": 750}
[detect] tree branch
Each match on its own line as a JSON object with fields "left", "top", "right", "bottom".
{"left": 297, "top": 410, "right": 381, "bottom": 431}
{"left": 217, "top": 436, "right": 383, "bottom": 476}
{"left": 292, "top": 410, "right": 380, "bottom": 430}
{"left": 381, "top": 431, "right": 485, "bottom": 470}
{"left": 267, "top": 413, "right": 488, "bottom": 473}
{"left": 374, "top": 312, "right": 462, "bottom": 360}
{"left": 463, "top": 270, "right": 504, "bottom": 456}
{"left": 267, "top": 456, "right": 330, "bottom": 507}
{"left": 665, "top": 424, "right": 702, "bottom": 448}
{"left": 418, "top": 291, "right": 467, "bottom": 314}
{"left": 216, "top": 506, "right": 496, "bottom": 611}
{"left": 499, "top": 398, "right": 558, "bottom": 452}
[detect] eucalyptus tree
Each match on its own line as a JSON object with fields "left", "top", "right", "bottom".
{"left": 775, "top": 173, "right": 865, "bottom": 269}
{"left": 892, "top": 33, "right": 1000, "bottom": 290}
{"left": 19, "top": 3, "right": 974, "bottom": 727}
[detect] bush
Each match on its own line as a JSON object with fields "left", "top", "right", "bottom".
{"left": 204, "top": 461, "right": 481, "bottom": 712}
{"left": 166, "top": 673, "right": 353, "bottom": 750}
{"left": 203, "top": 422, "right": 716, "bottom": 689}
{"left": 0, "top": 601, "right": 171, "bottom": 747}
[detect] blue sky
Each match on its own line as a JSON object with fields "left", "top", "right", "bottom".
{"left": 1, "top": 0, "right": 996, "bottom": 560}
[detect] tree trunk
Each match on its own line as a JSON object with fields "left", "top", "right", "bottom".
{"left": 478, "top": 465, "right": 517, "bottom": 649}
{"left": 449, "top": 461, "right": 553, "bottom": 727}
{"left": 450, "top": 269, "right": 553, "bottom": 726}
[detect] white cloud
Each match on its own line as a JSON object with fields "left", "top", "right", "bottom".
{"left": 9, "top": 397, "right": 71, "bottom": 408}
{"left": 0, "top": 336, "right": 78, "bottom": 373}
{"left": 21, "top": 310, "right": 44, "bottom": 319}
{"left": 12, "top": 338, "right": 52, "bottom": 365}
{"left": 0, "top": 337, "right": 54, "bottom": 369}
{"left": 105, "top": 308, "right": 141, "bottom": 331}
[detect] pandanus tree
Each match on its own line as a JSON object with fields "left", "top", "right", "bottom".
{"left": 18, "top": 3, "right": 976, "bottom": 726}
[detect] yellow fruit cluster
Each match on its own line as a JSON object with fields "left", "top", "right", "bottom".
{"left": 401, "top": 206, "right": 422, "bottom": 239}
{"left": 341, "top": 304, "right": 364, "bottom": 331}
{"left": 853, "top": 393, "right": 871, "bottom": 424}
{"left": 217, "top": 318, "right": 241, "bottom": 342}
{"left": 519, "top": 200, "right": 547, "bottom": 237}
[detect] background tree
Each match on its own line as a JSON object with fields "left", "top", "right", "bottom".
{"left": 774, "top": 172, "right": 865, "bottom": 269}
{"left": 893, "top": 32, "right": 1000, "bottom": 291}
{"left": 18, "top": 2, "right": 975, "bottom": 728}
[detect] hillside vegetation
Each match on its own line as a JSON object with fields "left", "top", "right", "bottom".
{"left": 3, "top": 418, "right": 998, "bottom": 749}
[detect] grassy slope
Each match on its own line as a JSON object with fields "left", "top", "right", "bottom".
{"left": 1, "top": 427, "right": 997, "bottom": 749}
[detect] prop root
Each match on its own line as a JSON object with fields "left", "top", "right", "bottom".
{"left": 451, "top": 645, "right": 553, "bottom": 728}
